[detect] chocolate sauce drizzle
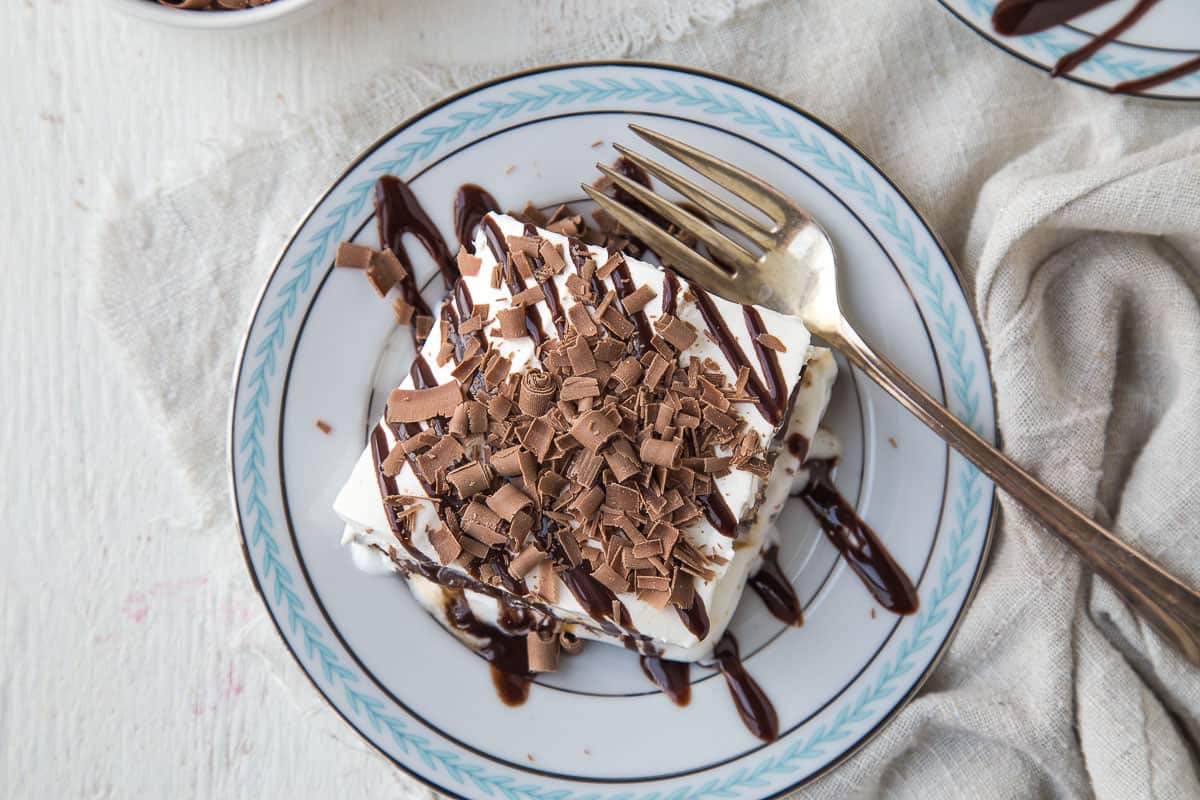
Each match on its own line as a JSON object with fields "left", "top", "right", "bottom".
{"left": 524, "top": 222, "right": 568, "bottom": 337}
{"left": 675, "top": 595, "right": 710, "bottom": 641}
{"left": 662, "top": 268, "right": 681, "bottom": 316}
{"left": 610, "top": 259, "right": 655, "bottom": 354}
{"left": 991, "top": 0, "right": 1199, "bottom": 93}
{"left": 797, "top": 462, "right": 919, "bottom": 615}
{"left": 482, "top": 217, "right": 548, "bottom": 346}
{"left": 374, "top": 177, "right": 457, "bottom": 346}
{"left": 687, "top": 282, "right": 787, "bottom": 426}
{"left": 639, "top": 656, "right": 691, "bottom": 706}
{"left": 443, "top": 588, "right": 533, "bottom": 706}
{"left": 748, "top": 545, "right": 804, "bottom": 626}
{"left": 453, "top": 184, "right": 500, "bottom": 254}
{"left": 712, "top": 634, "right": 778, "bottom": 742}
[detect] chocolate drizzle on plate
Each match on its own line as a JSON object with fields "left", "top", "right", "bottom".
{"left": 374, "top": 177, "right": 457, "bottom": 326}
{"left": 748, "top": 545, "right": 804, "bottom": 626}
{"left": 798, "top": 461, "right": 919, "bottom": 615}
{"left": 453, "top": 184, "right": 500, "bottom": 253}
{"left": 991, "top": 0, "right": 1199, "bottom": 93}
{"left": 712, "top": 633, "right": 778, "bottom": 742}
{"left": 639, "top": 656, "right": 691, "bottom": 706}
{"left": 443, "top": 588, "right": 533, "bottom": 706}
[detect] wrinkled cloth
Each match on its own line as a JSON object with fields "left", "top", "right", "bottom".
{"left": 86, "top": 0, "right": 1200, "bottom": 797}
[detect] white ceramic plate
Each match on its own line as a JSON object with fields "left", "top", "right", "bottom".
{"left": 940, "top": 0, "right": 1200, "bottom": 99}
{"left": 104, "top": 0, "right": 338, "bottom": 31}
{"left": 229, "top": 62, "right": 998, "bottom": 798}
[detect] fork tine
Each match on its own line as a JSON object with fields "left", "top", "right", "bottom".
{"left": 581, "top": 184, "right": 749, "bottom": 303}
{"left": 628, "top": 124, "right": 791, "bottom": 224}
{"left": 612, "top": 144, "right": 776, "bottom": 250}
{"left": 594, "top": 163, "right": 757, "bottom": 274}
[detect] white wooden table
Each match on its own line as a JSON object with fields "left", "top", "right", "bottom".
{"left": 1, "top": 3, "right": 613, "bottom": 796}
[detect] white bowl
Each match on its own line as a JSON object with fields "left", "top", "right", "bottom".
{"left": 104, "top": 0, "right": 339, "bottom": 31}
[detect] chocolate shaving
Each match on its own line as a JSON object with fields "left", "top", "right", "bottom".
{"left": 497, "top": 307, "right": 528, "bottom": 339}
{"left": 608, "top": 437, "right": 642, "bottom": 477}
{"left": 622, "top": 283, "right": 657, "bottom": 314}
{"left": 569, "top": 409, "right": 619, "bottom": 451}
{"left": 566, "top": 337, "right": 596, "bottom": 375}
{"left": 429, "top": 525, "right": 462, "bottom": 565}
{"left": 536, "top": 559, "right": 559, "bottom": 603}
{"left": 456, "top": 245, "right": 483, "bottom": 277}
{"left": 702, "top": 405, "right": 738, "bottom": 432}
{"left": 567, "top": 303, "right": 598, "bottom": 336}
{"left": 458, "top": 536, "right": 491, "bottom": 560}
{"left": 506, "top": 235, "right": 541, "bottom": 258}
{"left": 508, "top": 545, "right": 544, "bottom": 579}
{"left": 596, "top": 253, "right": 624, "bottom": 280}
{"left": 592, "top": 563, "right": 631, "bottom": 594}
{"left": 373, "top": 248, "right": 408, "bottom": 285}
{"left": 483, "top": 355, "right": 512, "bottom": 389}
{"left": 381, "top": 442, "right": 407, "bottom": 477}
{"left": 391, "top": 296, "right": 415, "bottom": 325}
{"left": 518, "top": 373, "right": 556, "bottom": 417}
{"left": 655, "top": 315, "right": 698, "bottom": 351}
{"left": 640, "top": 438, "right": 681, "bottom": 468}
{"left": 447, "top": 462, "right": 491, "bottom": 499}
{"left": 491, "top": 445, "right": 525, "bottom": 476}
{"left": 538, "top": 240, "right": 566, "bottom": 274}
{"left": 599, "top": 306, "right": 636, "bottom": 339}
{"left": 755, "top": 332, "right": 787, "bottom": 352}
{"left": 522, "top": 418, "right": 555, "bottom": 462}
{"left": 486, "top": 482, "right": 533, "bottom": 521}
{"left": 400, "top": 428, "right": 440, "bottom": 455}
{"left": 387, "top": 382, "right": 463, "bottom": 423}
{"left": 460, "top": 500, "right": 506, "bottom": 545}
{"left": 512, "top": 284, "right": 545, "bottom": 307}
{"left": 334, "top": 242, "right": 374, "bottom": 269}
{"left": 606, "top": 484, "right": 641, "bottom": 513}
{"left": 560, "top": 376, "right": 600, "bottom": 401}
{"left": 526, "top": 630, "right": 560, "bottom": 673}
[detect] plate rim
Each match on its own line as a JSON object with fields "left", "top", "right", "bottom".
{"left": 937, "top": 0, "right": 1200, "bottom": 101}
{"left": 227, "top": 59, "right": 999, "bottom": 799}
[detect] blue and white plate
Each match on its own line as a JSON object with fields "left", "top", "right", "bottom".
{"left": 229, "top": 62, "right": 997, "bottom": 798}
{"left": 941, "top": 0, "right": 1200, "bottom": 99}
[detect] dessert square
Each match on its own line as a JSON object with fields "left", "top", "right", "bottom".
{"left": 334, "top": 212, "right": 838, "bottom": 663}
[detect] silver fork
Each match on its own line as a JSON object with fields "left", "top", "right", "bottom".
{"left": 582, "top": 124, "right": 1200, "bottom": 666}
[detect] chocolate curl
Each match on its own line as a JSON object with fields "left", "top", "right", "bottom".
{"left": 558, "top": 630, "right": 585, "bottom": 654}
{"left": 527, "top": 630, "right": 560, "bottom": 673}
{"left": 517, "top": 372, "right": 556, "bottom": 416}
{"left": 387, "top": 382, "right": 462, "bottom": 423}
{"left": 334, "top": 241, "right": 374, "bottom": 269}
{"left": 639, "top": 437, "right": 681, "bottom": 468}
{"left": 507, "top": 545, "right": 544, "bottom": 580}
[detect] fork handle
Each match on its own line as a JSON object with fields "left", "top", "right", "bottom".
{"left": 826, "top": 320, "right": 1200, "bottom": 666}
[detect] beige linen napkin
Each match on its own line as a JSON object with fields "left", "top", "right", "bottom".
{"left": 87, "top": 0, "right": 1200, "bottom": 797}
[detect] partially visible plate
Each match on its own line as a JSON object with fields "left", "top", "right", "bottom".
{"left": 229, "top": 61, "right": 998, "bottom": 798}
{"left": 940, "top": 0, "right": 1200, "bottom": 100}
{"left": 104, "top": 0, "right": 339, "bottom": 31}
